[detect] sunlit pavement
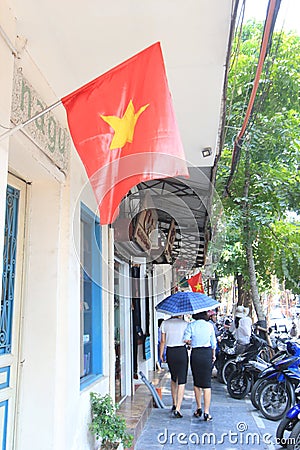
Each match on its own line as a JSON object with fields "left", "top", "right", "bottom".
{"left": 135, "top": 371, "right": 282, "bottom": 449}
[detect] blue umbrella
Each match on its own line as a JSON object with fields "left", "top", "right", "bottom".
{"left": 155, "top": 291, "right": 219, "bottom": 315}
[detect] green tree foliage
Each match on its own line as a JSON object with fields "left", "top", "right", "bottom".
{"left": 216, "top": 20, "right": 300, "bottom": 295}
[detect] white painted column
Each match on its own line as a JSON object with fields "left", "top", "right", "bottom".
{"left": 108, "top": 226, "right": 116, "bottom": 398}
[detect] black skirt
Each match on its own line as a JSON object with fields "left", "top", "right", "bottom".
{"left": 190, "top": 347, "right": 213, "bottom": 388}
{"left": 166, "top": 346, "right": 188, "bottom": 384}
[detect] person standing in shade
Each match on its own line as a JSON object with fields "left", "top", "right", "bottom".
{"left": 183, "top": 311, "right": 216, "bottom": 421}
{"left": 160, "top": 315, "right": 188, "bottom": 418}
{"left": 207, "top": 310, "right": 222, "bottom": 338}
{"left": 230, "top": 306, "right": 252, "bottom": 354}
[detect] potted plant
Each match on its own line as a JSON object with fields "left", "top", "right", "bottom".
{"left": 89, "top": 392, "right": 133, "bottom": 450}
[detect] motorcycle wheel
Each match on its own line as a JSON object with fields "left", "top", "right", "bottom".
{"left": 287, "top": 420, "right": 300, "bottom": 450}
{"left": 259, "top": 380, "right": 294, "bottom": 422}
{"left": 250, "top": 378, "right": 268, "bottom": 410}
{"left": 222, "top": 359, "right": 236, "bottom": 385}
{"left": 276, "top": 417, "right": 298, "bottom": 448}
{"left": 227, "top": 369, "right": 251, "bottom": 399}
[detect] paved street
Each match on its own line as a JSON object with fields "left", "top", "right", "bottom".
{"left": 135, "top": 370, "right": 283, "bottom": 449}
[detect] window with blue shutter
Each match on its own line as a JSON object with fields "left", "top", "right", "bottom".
{"left": 80, "top": 204, "right": 103, "bottom": 389}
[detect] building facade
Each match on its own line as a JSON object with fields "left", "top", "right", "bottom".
{"left": 0, "top": 0, "right": 236, "bottom": 448}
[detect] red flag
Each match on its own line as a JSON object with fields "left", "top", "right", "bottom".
{"left": 188, "top": 272, "right": 205, "bottom": 293}
{"left": 62, "top": 42, "right": 188, "bottom": 224}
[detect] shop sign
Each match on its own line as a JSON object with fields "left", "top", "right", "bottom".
{"left": 133, "top": 193, "right": 158, "bottom": 253}
{"left": 11, "top": 67, "right": 70, "bottom": 172}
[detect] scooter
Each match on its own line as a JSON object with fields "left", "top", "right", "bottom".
{"left": 276, "top": 388, "right": 300, "bottom": 449}
{"left": 223, "top": 334, "right": 271, "bottom": 388}
{"left": 257, "top": 353, "right": 300, "bottom": 421}
{"left": 226, "top": 355, "right": 269, "bottom": 399}
{"left": 251, "top": 340, "right": 300, "bottom": 413}
{"left": 215, "top": 330, "right": 236, "bottom": 383}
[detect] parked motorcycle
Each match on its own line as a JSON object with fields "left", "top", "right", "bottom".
{"left": 250, "top": 338, "right": 295, "bottom": 410}
{"left": 222, "top": 334, "right": 272, "bottom": 385}
{"left": 283, "top": 420, "right": 300, "bottom": 449}
{"left": 257, "top": 353, "right": 300, "bottom": 421}
{"left": 226, "top": 335, "right": 272, "bottom": 399}
{"left": 215, "top": 330, "right": 236, "bottom": 383}
{"left": 250, "top": 352, "right": 287, "bottom": 410}
{"left": 276, "top": 393, "right": 300, "bottom": 448}
{"left": 227, "top": 356, "right": 269, "bottom": 399}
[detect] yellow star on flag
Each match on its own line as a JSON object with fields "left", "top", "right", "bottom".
{"left": 194, "top": 282, "right": 203, "bottom": 292}
{"left": 100, "top": 99, "right": 149, "bottom": 150}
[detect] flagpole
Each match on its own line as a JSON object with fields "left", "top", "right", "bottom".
{"left": 0, "top": 99, "right": 62, "bottom": 143}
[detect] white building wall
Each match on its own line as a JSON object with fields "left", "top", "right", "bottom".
{"left": 17, "top": 179, "right": 63, "bottom": 450}
{"left": 0, "top": 0, "right": 15, "bottom": 284}
{"left": 0, "top": 3, "right": 113, "bottom": 450}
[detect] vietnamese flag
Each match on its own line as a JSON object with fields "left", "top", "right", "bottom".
{"left": 62, "top": 42, "right": 188, "bottom": 224}
{"left": 188, "top": 272, "right": 205, "bottom": 293}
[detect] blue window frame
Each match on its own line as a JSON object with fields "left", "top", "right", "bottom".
{"left": 80, "top": 204, "right": 103, "bottom": 389}
{"left": 1, "top": 185, "right": 19, "bottom": 355}
{"left": 0, "top": 400, "right": 8, "bottom": 450}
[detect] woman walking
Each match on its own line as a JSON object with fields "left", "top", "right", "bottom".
{"left": 159, "top": 315, "right": 188, "bottom": 418}
{"left": 183, "top": 310, "right": 216, "bottom": 421}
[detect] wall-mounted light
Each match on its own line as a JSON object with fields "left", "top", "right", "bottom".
{"left": 202, "top": 147, "right": 212, "bottom": 157}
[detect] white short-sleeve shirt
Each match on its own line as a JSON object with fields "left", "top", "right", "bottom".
{"left": 161, "top": 317, "right": 188, "bottom": 347}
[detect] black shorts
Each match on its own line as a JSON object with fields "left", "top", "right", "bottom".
{"left": 166, "top": 346, "right": 188, "bottom": 385}
{"left": 191, "top": 347, "right": 213, "bottom": 388}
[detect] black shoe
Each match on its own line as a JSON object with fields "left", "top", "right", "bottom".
{"left": 203, "top": 413, "right": 213, "bottom": 421}
{"left": 171, "top": 405, "right": 176, "bottom": 411}
{"left": 173, "top": 410, "right": 183, "bottom": 418}
{"left": 193, "top": 408, "right": 202, "bottom": 417}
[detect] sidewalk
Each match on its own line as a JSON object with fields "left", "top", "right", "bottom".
{"left": 118, "top": 369, "right": 169, "bottom": 447}
{"left": 135, "top": 370, "right": 282, "bottom": 449}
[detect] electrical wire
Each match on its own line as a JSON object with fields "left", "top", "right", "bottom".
{"left": 224, "top": 0, "right": 247, "bottom": 145}
{"left": 237, "top": 0, "right": 279, "bottom": 141}
{"left": 227, "top": 12, "right": 285, "bottom": 146}
{"left": 223, "top": 0, "right": 282, "bottom": 197}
